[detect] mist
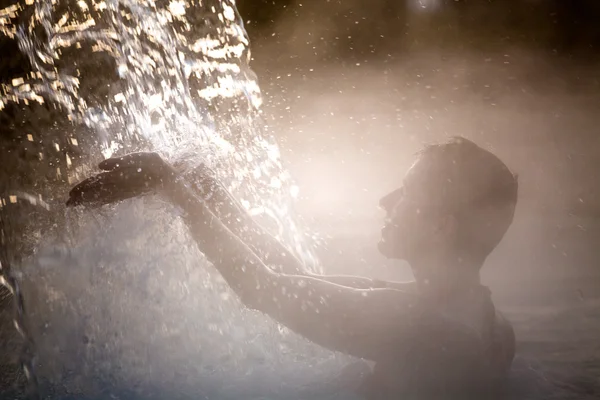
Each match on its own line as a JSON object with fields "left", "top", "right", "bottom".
{"left": 1, "top": 0, "right": 600, "bottom": 398}
{"left": 243, "top": 1, "right": 600, "bottom": 394}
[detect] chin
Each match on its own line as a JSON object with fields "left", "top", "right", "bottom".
{"left": 379, "top": 235, "right": 410, "bottom": 260}
{"left": 378, "top": 239, "right": 398, "bottom": 259}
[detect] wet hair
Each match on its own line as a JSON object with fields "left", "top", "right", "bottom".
{"left": 416, "top": 136, "right": 519, "bottom": 263}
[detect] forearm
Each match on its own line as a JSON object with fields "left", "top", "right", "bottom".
{"left": 165, "top": 180, "right": 276, "bottom": 305}
{"left": 182, "top": 165, "right": 305, "bottom": 275}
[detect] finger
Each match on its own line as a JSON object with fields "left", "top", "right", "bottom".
{"left": 98, "top": 154, "right": 136, "bottom": 171}
{"left": 98, "top": 152, "right": 160, "bottom": 171}
{"left": 67, "top": 174, "right": 116, "bottom": 207}
{"left": 67, "top": 185, "right": 144, "bottom": 207}
{"left": 66, "top": 171, "right": 152, "bottom": 207}
{"left": 67, "top": 175, "right": 102, "bottom": 205}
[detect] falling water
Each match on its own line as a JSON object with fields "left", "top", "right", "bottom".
{"left": 0, "top": 0, "right": 320, "bottom": 267}
{"left": 0, "top": 0, "right": 354, "bottom": 398}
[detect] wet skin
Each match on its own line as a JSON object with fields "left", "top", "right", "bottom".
{"left": 68, "top": 152, "right": 515, "bottom": 399}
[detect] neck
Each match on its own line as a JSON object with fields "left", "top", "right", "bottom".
{"left": 410, "top": 252, "right": 482, "bottom": 298}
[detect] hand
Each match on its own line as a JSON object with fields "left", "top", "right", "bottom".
{"left": 66, "top": 152, "right": 176, "bottom": 207}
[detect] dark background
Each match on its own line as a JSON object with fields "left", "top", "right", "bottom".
{"left": 1, "top": 1, "right": 600, "bottom": 397}
{"left": 238, "top": 0, "right": 600, "bottom": 58}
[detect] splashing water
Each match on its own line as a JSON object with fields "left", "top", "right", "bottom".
{"left": 0, "top": 0, "right": 354, "bottom": 398}
{"left": 1, "top": 0, "right": 319, "bottom": 269}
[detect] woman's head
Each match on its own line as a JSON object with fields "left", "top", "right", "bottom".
{"left": 379, "top": 137, "right": 518, "bottom": 283}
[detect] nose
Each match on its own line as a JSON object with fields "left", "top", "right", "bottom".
{"left": 379, "top": 187, "right": 403, "bottom": 211}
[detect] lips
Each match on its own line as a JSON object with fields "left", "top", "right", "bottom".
{"left": 381, "top": 223, "right": 395, "bottom": 237}
{"left": 380, "top": 224, "right": 393, "bottom": 249}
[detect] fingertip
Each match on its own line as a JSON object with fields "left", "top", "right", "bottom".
{"left": 99, "top": 158, "right": 120, "bottom": 171}
{"left": 66, "top": 196, "right": 79, "bottom": 207}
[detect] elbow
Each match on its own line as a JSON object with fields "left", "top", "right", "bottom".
{"left": 237, "top": 276, "right": 280, "bottom": 316}
{"left": 238, "top": 290, "right": 260, "bottom": 311}
{"left": 232, "top": 281, "right": 265, "bottom": 312}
